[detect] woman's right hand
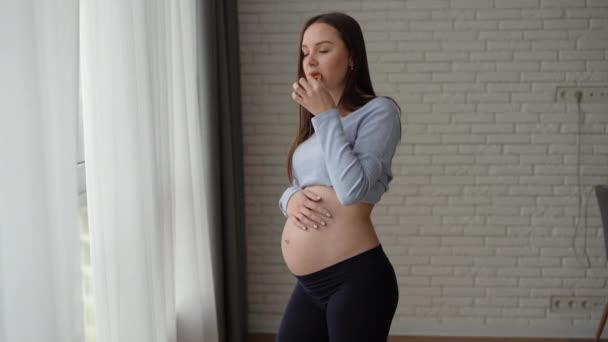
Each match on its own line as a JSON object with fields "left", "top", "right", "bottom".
{"left": 286, "top": 189, "right": 332, "bottom": 231}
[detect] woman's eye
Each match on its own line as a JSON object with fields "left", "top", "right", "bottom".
{"left": 302, "top": 50, "right": 328, "bottom": 57}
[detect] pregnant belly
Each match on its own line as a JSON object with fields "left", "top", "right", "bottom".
{"left": 280, "top": 185, "right": 380, "bottom": 276}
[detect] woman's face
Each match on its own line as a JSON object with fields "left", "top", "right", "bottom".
{"left": 301, "top": 23, "right": 351, "bottom": 92}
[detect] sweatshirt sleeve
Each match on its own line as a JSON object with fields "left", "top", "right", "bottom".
{"left": 310, "top": 99, "right": 401, "bottom": 206}
{"left": 278, "top": 183, "right": 301, "bottom": 217}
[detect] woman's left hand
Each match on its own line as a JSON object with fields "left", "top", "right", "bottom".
{"left": 291, "top": 77, "right": 336, "bottom": 116}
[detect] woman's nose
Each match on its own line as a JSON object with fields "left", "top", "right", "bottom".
{"left": 307, "top": 54, "right": 318, "bottom": 65}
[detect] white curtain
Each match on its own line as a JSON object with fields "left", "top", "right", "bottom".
{"left": 0, "top": 1, "right": 84, "bottom": 342}
{"left": 80, "top": 1, "right": 220, "bottom": 341}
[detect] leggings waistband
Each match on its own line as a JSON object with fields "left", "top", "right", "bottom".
{"left": 295, "top": 244, "right": 386, "bottom": 283}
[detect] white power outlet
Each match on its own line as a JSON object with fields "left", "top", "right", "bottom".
{"left": 550, "top": 295, "right": 608, "bottom": 312}
{"left": 556, "top": 86, "right": 608, "bottom": 103}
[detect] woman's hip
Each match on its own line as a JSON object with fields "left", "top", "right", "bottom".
{"left": 293, "top": 244, "right": 398, "bottom": 307}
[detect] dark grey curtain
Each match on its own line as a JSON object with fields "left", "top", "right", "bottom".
{"left": 196, "top": 0, "right": 247, "bottom": 341}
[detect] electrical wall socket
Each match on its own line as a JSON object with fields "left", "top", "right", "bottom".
{"left": 550, "top": 295, "right": 608, "bottom": 312}
{"left": 556, "top": 86, "right": 608, "bottom": 103}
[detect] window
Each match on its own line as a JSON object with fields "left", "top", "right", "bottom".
{"left": 78, "top": 74, "right": 96, "bottom": 342}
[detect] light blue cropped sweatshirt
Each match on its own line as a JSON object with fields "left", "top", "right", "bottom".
{"left": 278, "top": 96, "right": 402, "bottom": 217}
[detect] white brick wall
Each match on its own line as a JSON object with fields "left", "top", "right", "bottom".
{"left": 240, "top": 0, "right": 608, "bottom": 337}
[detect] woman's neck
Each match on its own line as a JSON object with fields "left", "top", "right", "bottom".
{"left": 329, "top": 87, "right": 347, "bottom": 117}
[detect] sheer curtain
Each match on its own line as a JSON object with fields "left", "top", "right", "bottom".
{"left": 80, "top": 0, "right": 246, "bottom": 341}
{"left": 0, "top": 1, "right": 83, "bottom": 342}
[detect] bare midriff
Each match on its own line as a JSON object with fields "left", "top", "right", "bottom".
{"left": 280, "top": 184, "right": 381, "bottom": 276}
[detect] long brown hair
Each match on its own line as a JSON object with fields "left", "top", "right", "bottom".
{"left": 287, "top": 12, "right": 396, "bottom": 183}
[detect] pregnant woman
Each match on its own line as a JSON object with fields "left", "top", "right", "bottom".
{"left": 276, "top": 12, "right": 403, "bottom": 342}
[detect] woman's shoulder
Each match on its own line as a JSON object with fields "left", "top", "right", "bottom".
{"left": 370, "top": 95, "right": 400, "bottom": 111}
{"left": 359, "top": 96, "right": 401, "bottom": 117}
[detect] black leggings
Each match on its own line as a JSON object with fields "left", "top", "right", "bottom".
{"left": 276, "top": 244, "right": 399, "bottom": 342}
